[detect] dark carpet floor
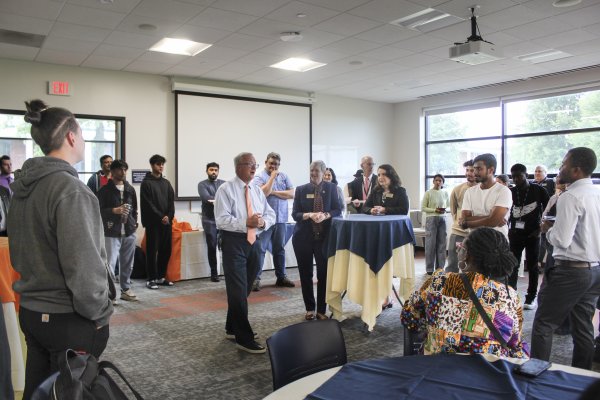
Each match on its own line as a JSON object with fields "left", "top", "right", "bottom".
{"left": 102, "top": 249, "right": 599, "bottom": 400}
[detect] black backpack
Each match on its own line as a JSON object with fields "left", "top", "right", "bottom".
{"left": 51, "top": 349, "right": 143, "bottom": 400}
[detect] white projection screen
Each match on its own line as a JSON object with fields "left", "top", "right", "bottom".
{"left": 175, "top": 92, "right": 312, "bottom": 199}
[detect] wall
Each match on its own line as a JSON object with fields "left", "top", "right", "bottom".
{"left": 393, "top": 67, "right": 600, "bottom": 207}
{"left": 0, "top": 58, "right": 395, "bottom": 226}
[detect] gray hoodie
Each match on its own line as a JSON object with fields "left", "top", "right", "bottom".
{"left": 7, "top": 157, "right": 113, "bottom": 327}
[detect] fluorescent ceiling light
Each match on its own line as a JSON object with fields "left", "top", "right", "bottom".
{"left": 270, "top": 57, "right": 326, "bottom": 72}
{"left": 516, "top": 49, "right": 572, "bottom": 64}
{"left": 149, "top": 38, "right": 211, "bottom": 56}
{"left": 390, "top": 8, "right": 462, "bottom": 32}
{"left": 553, "top": 0, "right": 582, "bottom": 7}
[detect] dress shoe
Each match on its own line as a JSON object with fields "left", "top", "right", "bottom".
{"left": 210, "top": 275, "right": 220, "bottom": 282}
{"left": 276, "top": 276, "right": 295, "bottom": 287}
{"left": 252, "top": 279, "right": 261, "bottom": 292}
{"left": 305, "top": 311, "right": 315, "bottom": 320}
{"left": 316, "top": 313, "right": 328, "bottom": 320}
{"left": 382, "top": 298, "right": 393, "bottom": 311}
{"left": 226, "top": 331, "right": 258, "bottom": 340}
{"left": 236, "top": 341, "right": 266, "bottom": 354}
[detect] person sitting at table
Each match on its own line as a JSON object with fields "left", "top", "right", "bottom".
{"left": 363, "top": 164, "right": 409, "bottom": 216}
{"left": 292, "top": 160, "right": 341, "bottom": 321}
{"left": 401, "top": 227, "right": 529, "bottom": 359}
{"left": 323, "top": 167, "right": 345, "bottom": 213}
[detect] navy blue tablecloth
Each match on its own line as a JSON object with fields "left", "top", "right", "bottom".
{"left": 307, "top": 354, "right": 598, "bottom": 400}
{"left": 325, "top": 215, "right": 415, "bottom": 274}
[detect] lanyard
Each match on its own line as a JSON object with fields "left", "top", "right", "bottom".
{"left": 514, "top": 184, "right": 530, "bottom": 221}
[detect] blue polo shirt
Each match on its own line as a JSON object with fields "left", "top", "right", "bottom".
{"left": 253, "top": 169, "right": 293, "bottom": 224}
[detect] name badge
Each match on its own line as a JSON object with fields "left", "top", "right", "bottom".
{"left": 385, "top": 193, "right": 394, "bottom": 198}
{"left": 515, "top": 221, "right": 525, "bottom": 229}
{"left": 306, "top": 193, "right": 315, "bottom": 199}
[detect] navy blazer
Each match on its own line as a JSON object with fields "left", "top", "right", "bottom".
{"left": 363, "top": 186, "right": 409, "bottom": 215}
{"left": 292, "top": 181, "right": 341, "bottom": 241}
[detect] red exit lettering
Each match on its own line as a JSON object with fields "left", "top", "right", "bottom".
{"left": 48, "top": 81, "right": 70, "bottom": 96}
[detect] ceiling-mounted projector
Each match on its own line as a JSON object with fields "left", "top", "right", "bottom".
{"left": 449, "top": 7, "right": 502, "bottom": 65}
{"left": 450, "top": 41, "right": 501, "bottom": 65}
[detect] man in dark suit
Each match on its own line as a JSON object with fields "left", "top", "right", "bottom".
{"left": 291, "top": 160, "right": 341, "bottom": 320}
{"left": 348, "top": 155, "right": 377, "bottom": 213}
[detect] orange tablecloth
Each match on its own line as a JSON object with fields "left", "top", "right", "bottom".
{"left": 0, "top": 237, "right": 20, "bottom": 309}
{"left": 141, "top": 219, "right": 194, "bottom": 282}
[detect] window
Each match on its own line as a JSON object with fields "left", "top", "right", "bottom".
{"left": 424, "top": 87, "right": 600, "bottom": 192}
{"left": 0, "top": 110, "right": 124, "bottom": 182}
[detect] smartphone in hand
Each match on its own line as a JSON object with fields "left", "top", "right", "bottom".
{"left": 514, "top": 358, "right": 552, "bottom": 377}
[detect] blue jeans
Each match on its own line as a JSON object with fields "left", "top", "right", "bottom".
{"left": 105, "top": 234, "right": 136, "bottom": 291}
{"left": 425, "top": 216, "right": 446, "bottom": 272}
{"left": 256, "top": 223, "right": 287, "bottom": 280}
{"left": 445, "top": 233, "right": 465, "bottom": 273}
{"left": 531, "top": 264, "right": 600, "bottom": 369}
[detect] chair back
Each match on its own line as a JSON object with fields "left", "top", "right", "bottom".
{"left": 266, "top": 319, "right": 347, "bottom": 391}
{"left": 31, "top": 371, "right": 59, "bottom": 400}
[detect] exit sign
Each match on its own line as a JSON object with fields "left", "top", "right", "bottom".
{"left": 48, "top": 81, "right": 71, "bottom": 96}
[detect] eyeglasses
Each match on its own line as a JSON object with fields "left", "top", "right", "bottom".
{"left": 364, "top": 163, "right": 375, "bottom": 166}
{"left": 239, "top": 163, "right": 260, "bottom": 168}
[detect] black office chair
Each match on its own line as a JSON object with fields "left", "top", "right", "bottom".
{"left": 266, "top": 319, "right": 347, "bottom": 391}
{"left": 31, "top": 371, "right": 59, "bottom": 400}
{"left": 403, "top": 326, "right": 427, "bottom": 356}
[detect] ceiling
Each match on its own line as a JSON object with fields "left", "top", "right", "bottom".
{"left": 2, "top": 0, "right": 600, "bottom": 103}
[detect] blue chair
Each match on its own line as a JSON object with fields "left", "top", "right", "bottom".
{"left": 266, "top": 319, "right": 347, "bottom": 391}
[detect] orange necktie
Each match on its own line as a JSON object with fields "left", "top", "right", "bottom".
{"left": 245, "top": 185, "right": 256, "bottom": 245}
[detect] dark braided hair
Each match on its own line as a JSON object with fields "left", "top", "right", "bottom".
{"left": 23, "top": 99, "right": 79, "bottom": 155}
{"left": 464, "top": 227, "right": 517, "bottom": 279}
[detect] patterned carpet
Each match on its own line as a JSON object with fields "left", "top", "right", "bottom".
{"left": 102, "top": 249, "right": 599, "bottom": 400}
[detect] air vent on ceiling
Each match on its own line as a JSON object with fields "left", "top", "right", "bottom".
{"left": 0, "top": 29, "right": 45, "bottom": 48}
{"left": 390, "top": 8, "right": 463, "bottom": 33}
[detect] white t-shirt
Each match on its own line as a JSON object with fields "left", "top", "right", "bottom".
{"left": 116, "top": 184, "right": 126, "bottom": 236}
{"left": 461, "top": 182, "right": 512, "bottom": 238}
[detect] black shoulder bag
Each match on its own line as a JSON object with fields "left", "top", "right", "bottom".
{"left": 459, "top": 273, "right": 510, "bottom": 351}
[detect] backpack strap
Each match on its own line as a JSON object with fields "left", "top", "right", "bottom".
{"left": 459, "top": 273, "right": 510, "bottom": 350}
{"left": 98, "top": 361, "right": 144, "bottom": 400}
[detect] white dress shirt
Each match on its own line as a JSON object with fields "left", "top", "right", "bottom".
{"left": 547, "top": 178, "right": 600, "bottom": 262}
{"left": 214, "top": 176, "right": 276, "bottom": 234}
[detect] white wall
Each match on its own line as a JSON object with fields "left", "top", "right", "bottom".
{"left": 394, "top": 67, "right": 600, "bottom": 207}
{"left": 0, "top": 58, "right": 395, "bottom": 226}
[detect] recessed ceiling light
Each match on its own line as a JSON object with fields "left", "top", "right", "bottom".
{"left": 296, "top": 13, "right": 307, "bottom": 18}
{"left": 270, "top": 57, "right": 326, "bottom": 72}
{"left": 149, "top": 38, "right": 212, "bottom": 56}
{"left": 553, "top": 0, "right": 582, "bottom": 7}
{"left": 349, "top": 60, "right": 363, "bottom": 65}
{"left": 516, "top": 49, "right": 572, "bottom": 63}
{"left": 138, "top": 23, "right": 157, "bottom": 31}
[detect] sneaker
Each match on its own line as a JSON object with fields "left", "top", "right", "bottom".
{"left": 120, "top": 289, "right": 138, "bottom": 301}
{"left": 275, "top": 277, "right": 295, "bottom": 288}
{"left": 156, "top": 278, "right": 174, "bottom": 286}
{"left": 252, "top": 279, "right": 261, "bottom": 292}
{"left": 146, "top": 280, "right": 158, "bottom": 290}
{"left": 523, "top": 299, "right": 537, "bottom": 310}
{"left": 112, "top": 299, "right": 119, "bottom": 306}
{"left": 210, "top": 275, "right": 220, "bottom": 283}
{"left": 236, "top": 341, "right": 266, "bottom": 354}
{"left": 225, "top": 331, "right": 258, "bottom": 340}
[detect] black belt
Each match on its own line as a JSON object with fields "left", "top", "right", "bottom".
{"left": 220, "top": 230, "right": 259, "bottom": 239}
{"left": 555, "top": 260, "right": 600, "bottom": 268}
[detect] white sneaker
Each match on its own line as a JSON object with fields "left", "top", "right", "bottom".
{"left": 121, "top": 289, "right": 138, "bottom": 301}
{"left": 112, "top": 299, "right": 119, "bottom": 306}
{"left": 523, "top": 299, "right": 537, "bottom": 310}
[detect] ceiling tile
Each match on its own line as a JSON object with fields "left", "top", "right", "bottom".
{"left": 499, "top": 40, "right": 548, "bottom": 58}
{"left": 215, "top": 33, "right": 275, "bottom": 51}
{"left": 238, "top": 17, "right": 305, "bottom": 38}
{"left": 479, "top": 5, "right": 545, "bottom": 31}
{"left": 313, "top": 13, "right": 382, "bottom": 36}
{"left": 116, "top": 14, "right": 184, "bottom": 37}
{"left": 49, "top": 22, "right": 112, "bottom": 43}
{"left": 57, "top": 3, "right": 127, "bottom": 30}
{"left": 123, "top": 59, "right": 173, "bottom": 74}
{"left": 193, "top": 45, "right": 249, "bottom": 61}
{"left": 503, "top": 17, "right": 573, "bottom": 41}
{"left": 354, "top": 24, "right": 420, "bottom": 45}
{"left": 0, "top": 13, "right": 54, "bottom": 36}
{"left": 137, "top": 51, "right": 188, "bottom": 64}
{"left": 321, "top": 37, "right": 380, "bottom": 55}
{"left": 66, "top": 0, "right": 142, "bottom": 14}
{"left": 359, "top": 46, "right": 413, "bottom": 61}
{"left": 0, "top": 42, "right": 38, "bottom": 61}
{"left": 42, "top": 36, "right": 99, "bottom": 53}
{"left": 216, "top": 61, "right": 263, "bottom": 74}
{"left": 92, "top": 44, "right": 146, "bottom": 59}
{"left": 348, "top": 0, "right": 425, "bottom": 23}
{"left": 186, "top": 7, "right": 258, "bottom": 31}
{"left": 555, "top": 3, "right": 600, "bottom": 29}
{"left": 298, "top": 0, "right": 371, "bottom": 12}
{"left": 171, "top": 24, "right": 233, "bottom": 43}
{"left": 390, "top": 34, "right": 448, "bottom": 52}
{"left": 103, "top": 30, "right": 160, "bottom": 49}
{"left": 533, "top": 29, "right": 599, "bottom": 50}
{"left": 435, "top": 0, "right": 516, "bottom": 19}
{"left": 200, "top": 68, "right": 246, "bottom": 80}
{"left": 35, "top": 48, "right": 90, "bottom": 65}
{"left": 264, "top": 1, "right": 341, "bottom": 27}
{"left": 393, "top": 52, "right": 442, "bottom": 68}
{"left": 130, "top": 0, "right": 206, "bottom": 23}
{"left": 0, "top": 0, "right": 64, "bottom": 20}
{"left": 81, "top": 55, "right": 133, "bottom": 70}
{"left": 556, "top": 39, "right": 600, "bottom": 56}
{"left": 210, "top": 0, "right": 291, "bottom": 17}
